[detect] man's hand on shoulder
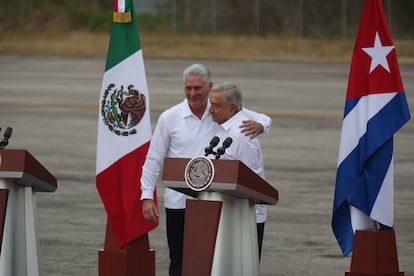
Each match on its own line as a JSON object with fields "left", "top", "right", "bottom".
{"left": 240, "top": 120, "right": 264, "bottom": 139}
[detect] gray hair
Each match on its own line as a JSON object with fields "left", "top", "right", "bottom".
{"left": 182, "top": 64, "right": 212, "bottom": 84}
{"left": 211, "top": 82, "right": 243, "bottom": 111}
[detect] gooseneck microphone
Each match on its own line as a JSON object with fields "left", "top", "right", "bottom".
{"left": 0, "top": 127, "right": 13, "bottom": 149}
{"left": 205, "top": 136, "right": 220, "bottom": 156}
{"left": 215, "top": 137, "right": 233, "bottom": 159}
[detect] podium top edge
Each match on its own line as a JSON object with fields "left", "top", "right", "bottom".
{"left": 0, "top": 149, "right": 57, "bottom": 190}
{"left": 162, "top": 157, "right": 278, "bottom": 203}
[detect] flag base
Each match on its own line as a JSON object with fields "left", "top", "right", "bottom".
{"left": 98, "top": 220, "right": 155, "bottom": 276}
{"left": 345, "top": 229, "right": 404, "bottom": 276}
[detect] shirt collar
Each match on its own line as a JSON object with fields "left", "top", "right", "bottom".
{"left": 181, "top": 99, "right": 211, "bottom": 120}
{"left": 220, "top": 111, "right": 242, "bottom": 131}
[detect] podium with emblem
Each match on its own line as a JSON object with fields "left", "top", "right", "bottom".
{"left": 0, "top": 149, "right": 57, "bottom": 276}
{"left": 162, "top": 157, "right": 278, "bottom": 276}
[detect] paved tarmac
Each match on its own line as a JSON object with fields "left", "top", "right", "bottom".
{"left": 0, "top": 55, "right": 413, "bottom": 276}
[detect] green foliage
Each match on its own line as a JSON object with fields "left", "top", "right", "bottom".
{"left": 320, "top": 24, "right": 342, "bottom": 40}
{"left": 0, "top": 0, "right": 413, "bottom": 39}
{"left": 137, "top": 13, "right": 171, "bottom": 32}
{"left": 69, "top": 10, "right": 112, "bottom": 32}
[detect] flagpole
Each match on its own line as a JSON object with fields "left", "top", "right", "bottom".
{"left": 96, "top": 0, "right": 158, "bottom": 274}
{"left": 372, "top": 220, "right": 378, "bottom": 231}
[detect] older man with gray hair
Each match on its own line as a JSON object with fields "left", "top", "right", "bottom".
{"left": 209, "top": 82, "right": 267, "bottom": 260}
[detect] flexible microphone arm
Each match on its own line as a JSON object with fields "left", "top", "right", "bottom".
{"left": 205, "top": 136, "right": 220, "bottom": 156}
{"left": 215, "top": 137, "right": 233, "bottom": 159}
{"left": 0, "top": 127, "right": 12, "bottom": 149}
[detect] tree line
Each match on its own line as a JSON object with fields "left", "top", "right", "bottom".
{"left": 166, "top": 0, "right": 413, "bottom": 38}
{"left": 1, "top": 0, "right": 413, "bottom": 39}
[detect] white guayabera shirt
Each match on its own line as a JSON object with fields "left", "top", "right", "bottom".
{"left": 214, "top": 111, "right": 267, "bottom": 223}
{"left": 141, "top": 99, "right": 271, "bottom": 214}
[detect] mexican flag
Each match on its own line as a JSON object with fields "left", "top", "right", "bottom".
{"left": 96, "top": 0, "right": 158, "bottom": 247}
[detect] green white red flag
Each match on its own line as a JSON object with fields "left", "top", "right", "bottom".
{"left": 96, "top": 0, "right": 158, "bottom": 247}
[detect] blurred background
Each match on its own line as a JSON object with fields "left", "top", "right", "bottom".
{"left": 1, "top": 0, "right": 413, "bottom": 63}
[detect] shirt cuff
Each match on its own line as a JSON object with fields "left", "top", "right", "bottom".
{"left": 141, "top": 189, "right": 155, "bottom": 200}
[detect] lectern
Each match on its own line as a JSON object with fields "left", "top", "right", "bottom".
{"left": 0, "top": 149, "right": 57, "bottom": 276}
{"left": 162, "top": 157, "right": 278, "bottom": 276}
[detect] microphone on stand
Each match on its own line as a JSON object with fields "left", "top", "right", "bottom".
{"left": 205, "top": 136, "right": 220, "bottom": 156}
{"left": 0, "top": 127, "right": 13, "bottom": 149}
{"left": 215, "top": 137, "right": 233, "bottom": 159}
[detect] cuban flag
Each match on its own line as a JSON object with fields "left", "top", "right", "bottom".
{"left": 332, "top": 0, "right": 410, "bottom": 256}
{"left": 96, "top": 0, "right": 158, "bottom": 247}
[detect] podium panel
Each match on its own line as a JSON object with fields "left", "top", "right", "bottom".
{"left": 182, "top": 199, "right": 222, "bottom": 276}
{"left": 0, "top": 149, "right": 57, "bottom": 276}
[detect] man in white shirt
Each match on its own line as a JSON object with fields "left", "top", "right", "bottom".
{"left": 209, "top": 81, "right": 267, "bottom": 260}
{"left": 140, "top": 64, "right": 271, "bottom": 276}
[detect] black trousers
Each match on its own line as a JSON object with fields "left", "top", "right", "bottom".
{"left": 166, "top": 208, "right": 185, "bottom": 276}
{"left": 257, "top": 222, "right": 265, "bottom": 261}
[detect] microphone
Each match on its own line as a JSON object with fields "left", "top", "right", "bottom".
{"left": 215, "top": 137, "right": 233, "bottom": 159}
{"left": 0, "top": 127, "right": 13, "bottom": 149}
{"left": 205, "top": 136, "right": 220, "bottom": 156}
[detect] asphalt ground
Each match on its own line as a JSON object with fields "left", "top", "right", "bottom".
{"left": 0, "top": 55, "right": 413, "bottom": 276}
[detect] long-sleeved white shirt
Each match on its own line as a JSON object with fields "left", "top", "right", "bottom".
{"left": 140, "top": 99, "right": 271, "bottom": 210}
{"left": 213, "top": 111, "right": 267, "bottom": 223}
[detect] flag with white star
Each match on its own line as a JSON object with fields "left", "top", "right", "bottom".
{"left": 332, "top": 0, "right": 410, "bottom": 256}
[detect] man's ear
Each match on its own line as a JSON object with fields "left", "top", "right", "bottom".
{"left": 230, "top": 104, "right": 238, "bottom": 113}
{"left": 208, "top": 82, "right": 213, "bottom": 91}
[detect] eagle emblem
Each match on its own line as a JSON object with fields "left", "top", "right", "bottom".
{"left": 184, "top": 156, "right": 215, "bottom": 192}
{"left": 101, "top": 83, "right": 146, "bottom": 136}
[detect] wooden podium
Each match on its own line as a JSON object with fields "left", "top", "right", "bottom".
{"left": 162, "top": 157, "right": 278, "bottom": 276}
{"left": 0, "top": 149, "right": 57, "bottom": 276}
